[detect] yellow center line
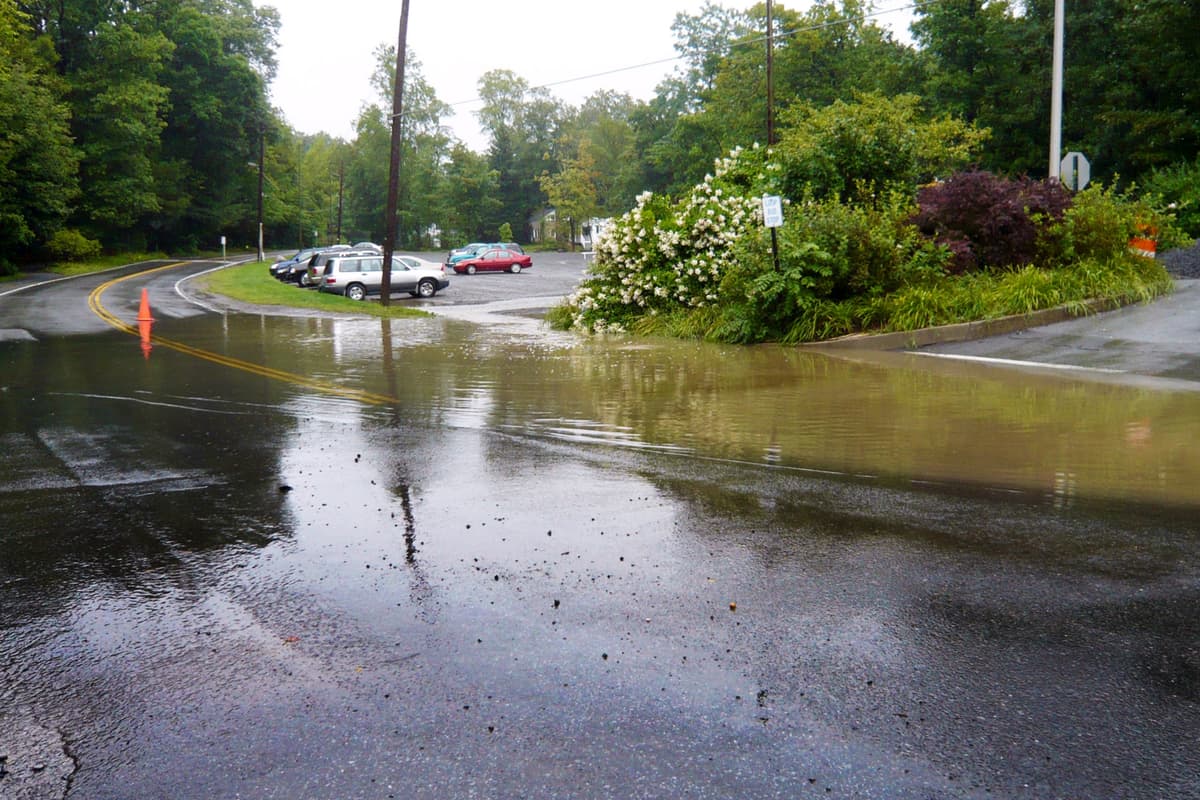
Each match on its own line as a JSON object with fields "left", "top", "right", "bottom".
{"left": 88, "top": 264, "right": 398, "bottom": 406}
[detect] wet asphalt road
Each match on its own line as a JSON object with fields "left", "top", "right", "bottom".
{"left": 921, "top": 279, "right": 1200, "bottom": 386}
{"left": 1, "top": 258, "right": 1199, "bottom": 799}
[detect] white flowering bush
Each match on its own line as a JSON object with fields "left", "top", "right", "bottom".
{"left": 544, "top": 95, "right": 1051, "bottom": 344}
{"left": 555, "top": 147, "right": 768, "bottom": 334}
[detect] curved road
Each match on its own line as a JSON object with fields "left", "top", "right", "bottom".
{"left": 1, "top": 257, "right": 1198, "bottom": 800}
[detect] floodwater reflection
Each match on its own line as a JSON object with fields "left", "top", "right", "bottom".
{"left": 184, "top": 312, "right": 1200, "bottom": 510}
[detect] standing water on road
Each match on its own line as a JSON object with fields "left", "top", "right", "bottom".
{"left": 1, "top": 305, "right": 1198, "bottom": 799}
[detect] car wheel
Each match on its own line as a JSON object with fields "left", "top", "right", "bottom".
{"left": 346, "top": 283, "right": 367, "bottom": 301}
{"left": 466, "top": 264, "right": 476, "bottom": 275}
{"left": 417, "top": 279, "right": 437, "bottom": 298}
{"left": 299, "top": 273, "right": 312, "bottom": 287}
{"left": 509, "top": 263, "right": 522, "bottom": 274}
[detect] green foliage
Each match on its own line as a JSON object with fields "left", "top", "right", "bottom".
{"left": 1058, "top": 182, "right": 1192, "bottom": 262}
{"left": 498, "top": 222, "right": 513, "bottom": 242}
{"left": 0, "top": 0, "right": 79, "bottom": 263}
{"left": 773, "top": 93, "right": 988, "bottom": 203}
{"left": 45, "top": 229, "right": 102, "bottom": 262}
{"left": 538, "top": 138, "right": 600, "bottom": 247}
{"left": 69, "top": 21, "right": 172, "bottom": 234}
{"left": 442, "top": 144, "right": 501, "bottom": 242}
{"left": 1137, "top": 158, "right": 1200, "bottom": 238}
{"left": 1058, "top": 183, "right": 1140, "bottom": 262}
{"left": 552, "top": 130, "right": 1173, "bottom": 344}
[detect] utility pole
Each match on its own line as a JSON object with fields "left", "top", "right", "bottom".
{"left": 1048, "top": 0, "right": 1064, "bottom": 179}
{"left": 766, "top": 0, "right": 779, "bottom": 273}
{"left": 256, "top": 125, "right": 265, "bottom": 262}
{"left": 380, "top": 0, "right": 410, "bottom": 307}
{"left": 766, "top": 0, "right": 776, "bottom": 147}
{"left": 336, "top": 159, "right": 345, "bottom": 243}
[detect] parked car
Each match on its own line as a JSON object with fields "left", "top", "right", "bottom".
{"left": 270, "top": 248, "right": 319, "bottom": 279}
{"left": 318, "top": 253, "right": 449, "bottom": 300}
{"left": 283, "top": 245, "right": 351, "bottom": 284}
{"left": 352, "top": 241, "right": 383, "bottom": 253}
{"left": 445, "top": 242, "right": 525, "bottom": 267}
{"left": 445, "top": 243, "right": 491, "bottom": 266}
{"left": 452, "top": 247, "right": 533, "bottom": 274}
{"left": 301, "top": 247, "right": 376, "bottom": 287}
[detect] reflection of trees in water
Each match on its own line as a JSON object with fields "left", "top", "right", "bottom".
{"left": 513, "top": 343, "right": 1200, "bottom": 507}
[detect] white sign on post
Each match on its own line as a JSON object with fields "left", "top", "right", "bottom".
{"left": 762, "top": 195, "right": 784, "bottom": 228}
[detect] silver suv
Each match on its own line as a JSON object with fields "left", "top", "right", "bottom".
{"left": 318, "top": 254, "right": 449, "bottom": 300}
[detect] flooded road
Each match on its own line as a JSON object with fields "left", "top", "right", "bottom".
{"left": 1, "top": 262, "right": 1198, "bottom": 798}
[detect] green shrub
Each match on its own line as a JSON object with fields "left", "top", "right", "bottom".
{"left": 1058, "top": 184, "right": 1137, "bottom": 262}
{"left": 498, "top": 222, "right": 514, "bottom": 242}
{"left": 1138, "top": 158, "right": 1200, "bottom": 238}
{"left": 773, "top": 93, "right": 989, "bottom": 204}
{"left": 1059, "top": 182, "right": 1192, "bottom": 261}
{"left": 45, "top": 229, "right": 102, "bottom": 262}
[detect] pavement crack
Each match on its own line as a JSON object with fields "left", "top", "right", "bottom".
{"left": 60, "top": 728, "right": 80, "bottom": 797}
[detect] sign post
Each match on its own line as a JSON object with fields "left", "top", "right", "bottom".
{"left": 762, "top": 195, "right": 784, "bottom": 272}
{"left": 220, "top": 235, "right": 226, "bottom": 260}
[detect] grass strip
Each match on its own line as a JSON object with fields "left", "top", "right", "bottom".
{"left": 199, "top": 261, "right": 432, "bottom": 319}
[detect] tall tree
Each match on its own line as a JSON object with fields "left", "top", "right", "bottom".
{"left": 0, "top": 0, "right": 78, "bottom": 269}
{"left": 538, "top": 138, "right": 600, "bottom": 248}
{"left": 475, "top": 69, "right": 564, "bottom": 241}
{"left": 68, "top": 19, "right": 172, "bottom": 243}
{"left": 345, "top": 44, "right": 450, "bottom": 247}
{"left": 149, "top": 0, "right": 279, "bottom": 250}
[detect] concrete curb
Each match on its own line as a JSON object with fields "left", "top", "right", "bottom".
{"left": 805, "top": 297, "right": 1123, "bottom": 351}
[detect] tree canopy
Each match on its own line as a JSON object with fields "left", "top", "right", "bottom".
{"left": 0, "top": 0, "right": 1196, "bottom": 271}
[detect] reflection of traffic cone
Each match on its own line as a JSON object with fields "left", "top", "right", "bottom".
{"left": 137, "top": 288, "right": 154, "bottom": 322}
{"left": 138, "top": 318, "right": 153, "bottom": 360}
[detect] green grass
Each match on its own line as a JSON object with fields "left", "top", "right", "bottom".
{"left": 199, "top": 261, "right": 432, "bottom": 319}
{"left": 41, "top": 252, "right": 171, "bottom": 276}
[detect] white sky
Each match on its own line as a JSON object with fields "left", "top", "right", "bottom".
{"left": 263, "top": 1, "right": 916, "bottom": 151}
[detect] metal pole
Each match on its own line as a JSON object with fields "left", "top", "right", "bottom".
{"left": 381, "top": 0, "right": 410, "bottom": 307}
{"left": 336, "top": 160, "right": 345, "bottom": 244}
{"left": 1048, "top": 0, "right": 1064, "bottom": 179}
{"left": 256, "top": 127, "right": 265, "bottom": 261}
{"left": 766, "top": 0, "right": 776, "bottom": 146}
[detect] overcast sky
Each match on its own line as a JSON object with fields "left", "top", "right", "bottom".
{"left": 262, "top": 1, "right": 915, "bottom": 150}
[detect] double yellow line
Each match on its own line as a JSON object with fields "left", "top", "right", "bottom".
{"left": 88, "top": 264, "right": 397, "bottom": 406}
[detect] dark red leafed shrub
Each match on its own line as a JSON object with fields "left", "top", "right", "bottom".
{"left": 911, "top": 171, "right": 1073, "bottom": 273}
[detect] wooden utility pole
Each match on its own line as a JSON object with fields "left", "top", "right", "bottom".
{"left": 380, "top": 0, "right": 410, "bottom": 306}
{"left": 336, "top": 159, "right": 345, "bottom": 243}
{"left": 766, "top": 0, "right": 776, "bottom": 146}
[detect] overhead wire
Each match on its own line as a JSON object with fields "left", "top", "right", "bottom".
{"left": 445, "top": 1, "right": 938, "bottom": 109}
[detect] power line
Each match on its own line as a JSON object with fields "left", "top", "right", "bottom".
{"left": 445, "top": 1, "right": 935, "bottom": 109}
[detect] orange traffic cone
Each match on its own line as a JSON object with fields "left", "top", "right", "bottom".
{"left": 139, "top": 318, "right": 153, "bottom": 359}
{"left": 137, "top": 288, "right": 154, "bottom": 322}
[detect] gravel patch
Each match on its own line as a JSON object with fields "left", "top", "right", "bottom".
{"left": 1160, "top": 241, "right": 1200, "bottom": 278}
